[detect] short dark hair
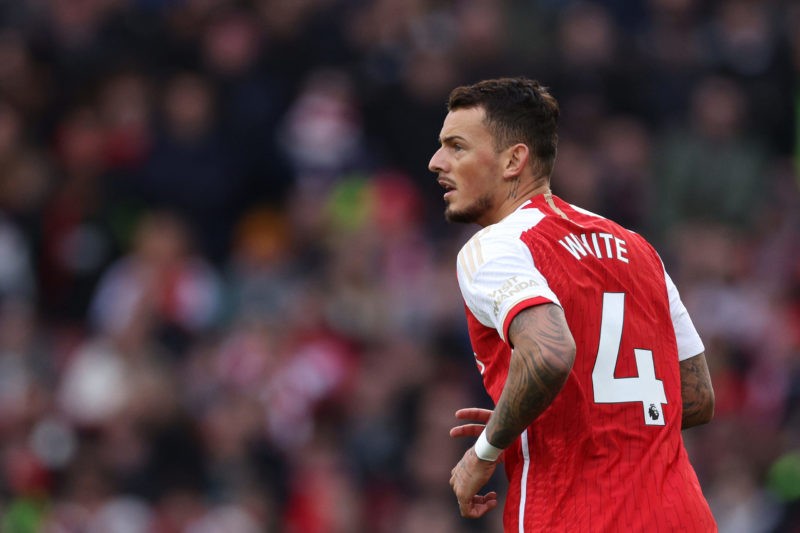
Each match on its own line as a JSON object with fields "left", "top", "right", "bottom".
{"left": 447, "top": 77, "right": 559, "bottom": 177}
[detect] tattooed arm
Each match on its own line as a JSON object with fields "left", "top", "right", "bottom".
{"left": 449, "top": 303, "right": 575, "bottom": 518}
{"left": 680, "top": 352, "right": 714, "bottom": 429}
{"left": 484, "top": 303, "right": 576, "bottom": 449}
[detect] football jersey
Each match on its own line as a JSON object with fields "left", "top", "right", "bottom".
{"left": 457, "top": 193, "right": 716, "bottom": 532}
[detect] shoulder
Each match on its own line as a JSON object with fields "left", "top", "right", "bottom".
{"left": 567, "top": 201, "right": 659, "bottom": 251}
{"left": 566, "top": 203, "right": 607, "bottom": 220}
{"left": 458, "top": 206, "right": 548, "bottom": 260}
{"left": 458, "top": 207, "right": 547, "bottom": 281}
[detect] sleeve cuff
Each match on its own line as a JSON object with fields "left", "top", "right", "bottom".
{"left": 501, "top": 296, "right": 554, "bottom": 345}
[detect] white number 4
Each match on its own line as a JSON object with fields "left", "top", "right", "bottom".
{"left": 592, "top": 292, "right": 667, "bottom": 426}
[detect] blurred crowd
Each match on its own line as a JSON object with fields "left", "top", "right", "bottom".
{"left": 0, "top": 0, "right": 797, "bottom": 532}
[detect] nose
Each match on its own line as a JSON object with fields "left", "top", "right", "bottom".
{"left": 429, "top": 146, "right": 446, "bottom": 174}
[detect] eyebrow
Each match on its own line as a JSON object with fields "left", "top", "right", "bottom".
{"left": 439, "top": 135, "right": 466, "bottom": 145}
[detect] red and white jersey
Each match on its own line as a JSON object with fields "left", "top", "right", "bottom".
{"left": 457, "top": 194, "right": 716, "bottom": 532}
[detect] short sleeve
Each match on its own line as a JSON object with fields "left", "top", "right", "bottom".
{"left": 664, "top": 269, "right": 704, "bottom": 360}
{"left": 457, "top": 230, "right": 560, "bottom": 344}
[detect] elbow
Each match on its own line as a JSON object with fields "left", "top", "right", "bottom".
{"left": 550, "top": 334, "right": 575, "bottom": 376}
{"left": 683, "top": 386, "right": 715, "bottom": 429}
{"left": 552, "top": 337, "right": 576, "bottom": 387}
{"left": 563, "top": 338, "right": 577, "bottom": 375}
{"left": 679, "top": 352, "right": 715, "bottom": 429}
{"left": 695, "top": 380, "right": 715, "bottom": 426}
{"left": 699, "top": 387, "right": 715, "bottom": 426}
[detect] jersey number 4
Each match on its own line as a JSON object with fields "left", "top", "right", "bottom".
{"left": 592, "top": 292, "right": 667, "bottom": 426}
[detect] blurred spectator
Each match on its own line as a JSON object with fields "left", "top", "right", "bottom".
{"left": 703, "top": 0, "right": 795, "bottom": 153}
{"left": 361, "top": 50, "right": 461, "bottom": 224}
{"left": 451, "top": 0, "right": 514, "bottom": 81}
{"left": 98, "top": 70, "right": 154, "bottom": 173}
{"left": 547, "top": 2, "right": 647, "bottom": 127}
{"left": 226, "top": 207, "right": 296, "bottom": 323}
{"left": 639, "top": 0, "right": 705, "bottom": 123}
{"left": 129, "top": 72, "right": 245, "bottom": 261}
{"left": 202, "top": 6, "right": 294, "bottom": 211}
{"left": 283, "top": 435, "right": 362, "bottom": 533}
{"left": 550, "top": 138, "right": 602, "bottom": 213}
{"left": 0, "top": 29, "right": 49, "bottom": 119}
{"left": 0, "top": 218, "right": 35, "bottom": 302}
{"left": 89, "top": 211, "right": 222, "bottom": 354}
{"left": 39, "top": 105, "right": 118, "bottom": 322}
{"left": 595, "top": 117, "right": 655, "bottom": 232}
{"left": 653, "top": 75, "right": 768, "bottom": 237}
{"left": 279, "top": 68, "right": 370, "bottom": 187}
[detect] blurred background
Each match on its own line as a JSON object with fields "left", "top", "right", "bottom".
{"left": 0, "top": 0, "right": 797, "bottom": 531}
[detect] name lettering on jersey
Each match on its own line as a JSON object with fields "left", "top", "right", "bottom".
{"left": 558, "top": 232, "right": 629, "bottom": 263}
{"left": 489, "top": 275, "right": 539, "bottom": 316}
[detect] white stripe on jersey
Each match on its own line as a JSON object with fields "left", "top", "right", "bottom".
{"left": 461, "top": 237, "right": 485, "bottom": 281}
{"left": 458, "top": 244, "right": 475, "bottom": 283}
{"left": 519, "top": 429, "right": 530, "bottom": 533}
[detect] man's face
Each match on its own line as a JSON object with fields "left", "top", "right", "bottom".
{"left": 429, "top": 107, "right": 504, "bottom": 225}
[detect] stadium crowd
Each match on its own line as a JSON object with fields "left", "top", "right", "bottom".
{"left": 0, "top": 0, "right": 798, "bottom": 531}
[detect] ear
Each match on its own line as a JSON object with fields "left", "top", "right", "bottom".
{"left": 502, "top": 143, "right": 530, "bottom": 180}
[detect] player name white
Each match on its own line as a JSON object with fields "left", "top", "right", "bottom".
{"left": 558, "top": 232, "right": 629, "bottom": 263}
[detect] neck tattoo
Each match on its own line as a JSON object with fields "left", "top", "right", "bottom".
{"left": 508, "top": 177, "right": 520, "bottom": 200}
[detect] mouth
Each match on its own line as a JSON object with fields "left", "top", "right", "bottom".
{"left": 438, "top": 178, "right": 456, "bottom": 200}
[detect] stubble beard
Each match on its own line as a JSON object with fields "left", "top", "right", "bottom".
{"left": 444, "top": 193, "right": 494, "bottom": 224}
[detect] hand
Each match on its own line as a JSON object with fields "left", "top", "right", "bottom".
{"left": 449, "top": 447, "right": 498, "bottom": 518}
{"left": 449, "top": 408, "right": 500, "bottom": 518}
{"left": 449, "top": 408, "right": 494, "bottom": 440}
{"left": 449, "top": 408, "right": 505, "bottom": 464}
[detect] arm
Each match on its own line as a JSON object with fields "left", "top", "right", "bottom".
{"left": 449, "top": 303, "right": 575, "bottom": 518}
{"left": 484, "top": 303, "right": 576, "bottom": 449}
{"left": 680, "top": 352, "right": 714, "bottom": 429}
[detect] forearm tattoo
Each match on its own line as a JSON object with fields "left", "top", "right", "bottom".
{"left": 680, "top": 353, "right": 714, "bottom": 429}
{"left": 487, "top": 305, "right": 575, "bottom": 449}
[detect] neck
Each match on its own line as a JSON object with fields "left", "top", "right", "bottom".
{"left": 481, "top": 179, "right": 551, "bottom": 226}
